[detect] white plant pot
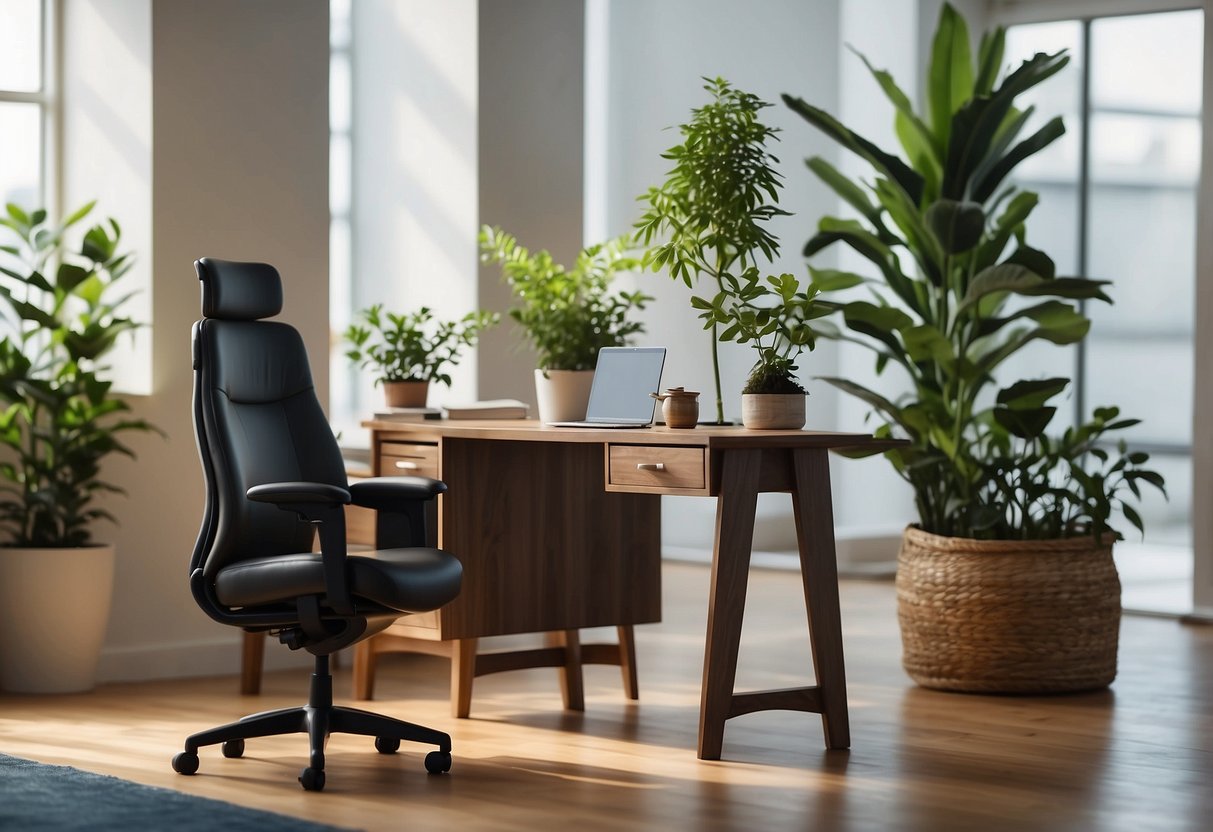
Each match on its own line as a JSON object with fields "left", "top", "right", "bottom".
{"left": 0, "top": 544, "right": 116, "bottom": 693}
{"left": 534, "top": 368, "right": 594, "bottom": 423}
{"left": 741, "top": 393, "right": 806, "bottom": 430}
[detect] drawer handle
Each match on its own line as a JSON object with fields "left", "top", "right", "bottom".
{"left": 636, "top": 462, "right": 666, "bottom": 472}
{"left": 394, "top": 460, "right": 419, "bottom": 470}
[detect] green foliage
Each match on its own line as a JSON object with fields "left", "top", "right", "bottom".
{"left": 690, "top": 270, "right": 825, "bottom": 395}
{"left": 0, "top": 203, "right": 161, "bottom": 548}
{"left": 344, "top": 305, "right": 497, "bottom": 386}
{"left": 636, "top": 77, "right": 790, "bottom": 421}
{"left": 783, "top": 3, "right": 1163, "bottom": 540}
{"left": 478, "top": 226, "right": 651, "bottom": 372}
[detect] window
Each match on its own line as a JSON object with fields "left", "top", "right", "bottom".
{"left": 0, "top": 0, "right": 49, "bottom": 211}
{"left": 1003, "top": 7, "right": 1203, "bottom": 612}
{"left": 329, "top": 0, "right": 357, "bottom": 440}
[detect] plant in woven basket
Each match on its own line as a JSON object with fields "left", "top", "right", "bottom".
{"left": 781, "top": 3, "right": 1163, "bottom": 540}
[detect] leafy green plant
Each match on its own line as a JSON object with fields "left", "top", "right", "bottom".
{"left": 780, "top": 3, "right": 1163, "bottom": 540}
{"left": 0, "top": 203, "right": 161, "bottom": 548}
{"left": 636, "top": 77, "right": 789, "bottom": 422}
{"left": 691, "top": 269, "right": 823, "bottom": 394}
{"left": 478, "top": 226, "right": 651, "bottom": 372}
{"left": 977, "top": 389, "right": 1165, "bottom": 540}
{"left": 344, "top": 305, "right": 498, "bottom": 386}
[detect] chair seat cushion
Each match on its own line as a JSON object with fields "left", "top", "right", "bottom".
{"left": 214, "top": 549, "right": 462, "bottom": 613}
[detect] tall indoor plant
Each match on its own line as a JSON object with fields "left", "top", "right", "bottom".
{"left": 344, "top": 304, "right": 497, "bottom": 408}
{"left": 636, "top": 77, "right": 790, "bottom": 425}
{"left": 479, "top": 226, "right": 652, "bottom": 422}
{"left": 0, "top": 203, "right": 161, "bottom": 692}
{"left": 782, "top": 4, "right": 1164, "bottom": 692}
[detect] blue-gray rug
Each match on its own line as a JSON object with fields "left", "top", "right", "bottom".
{"left": 0, "top": 753, "right": 357, "bottom": 831}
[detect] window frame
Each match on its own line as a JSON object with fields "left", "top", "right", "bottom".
{"left": 0, "top": 0, "right": 57, "bottom": 215}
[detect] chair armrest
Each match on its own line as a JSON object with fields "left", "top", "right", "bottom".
{"left": 245, "top": 481, "right": 354, "bottom": 616}
{"left": 349, "top": 476, "right": 447, "bottom": 510}
{"left": 247, "top": 481, "right": 351, "bottom": 505}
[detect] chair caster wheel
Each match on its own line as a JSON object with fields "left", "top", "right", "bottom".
{"left": 172, "top": 751, "right": 199, "bottom": 775}
{"left": 424, "top": 751, "right": 452, "bottom": 774}
{"left": 299, "top": 767, "right": 326, "bottom": 791}
{"left": 375, "top": 737, "right": 400, "bottom": 754}
{"left": 221, "top": 739, "right": 245, "bottom": 758}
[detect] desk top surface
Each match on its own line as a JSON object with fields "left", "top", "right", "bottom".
{"left": 364, "top": 418, "right": 895, "bottom": 450}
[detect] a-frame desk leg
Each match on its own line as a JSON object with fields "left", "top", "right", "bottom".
{"left": 696, "top": 446, "right": 851, "bottom": 760}
{"left": 791, "top": 447, "right": 850, "bottom": 749}
{"left": 697, "top": 449, "right": 761, "bottom": 760}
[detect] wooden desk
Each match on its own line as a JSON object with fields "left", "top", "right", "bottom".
{"left": 359, "top": 419, "right": 887, "bottom": 760}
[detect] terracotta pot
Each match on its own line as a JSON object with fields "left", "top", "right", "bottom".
{"left": 740, "top": 393, "right": 805, "bottom": 430}
{"left": 651, "top": 387, "right": 700, "bottom": 428}
{"left": 534, "top": 369, "right": 594, "bottom": 422}
{"left": 897, "top": 526, "right": 1120, "bottom": 693}
{"left": 383, "top": 380, "right": 429, "bottom": 408}
{"left": 0, "top": 544, "right": 116, "bottom": 693}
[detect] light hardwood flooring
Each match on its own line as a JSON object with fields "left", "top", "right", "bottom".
{"left": 2, "top": 562, "right": 1212, "bottom": 831}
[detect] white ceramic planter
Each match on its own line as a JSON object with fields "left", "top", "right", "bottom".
{"left": 0, "top": 544, "right": 116, "bottom": 693}
{"left": 741, "top": 393, "right": 806, "bottom": 430}
{"left": 534, "top": 369, "right": 594, "bottom": 423}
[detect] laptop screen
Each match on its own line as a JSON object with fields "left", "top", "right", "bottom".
{"left": 585, "top": 347, "right": 666, "bottom": 423}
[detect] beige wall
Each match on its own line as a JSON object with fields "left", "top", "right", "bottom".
{"left": 476, "top": 0, "right": 586, "bottom": 405}
{"left": 94, "top": 0, "right": 329, "bottom": 680}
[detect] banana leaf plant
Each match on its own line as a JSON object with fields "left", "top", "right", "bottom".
{"left": 0, "top": 203, "right": 162, "bottom": 547}
{"left": 781, "top": 3, "right": 1163, "bottom": 540}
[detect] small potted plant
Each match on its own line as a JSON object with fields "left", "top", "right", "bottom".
{"left": 691, "top": 269, "right": 822, "bottom": 429}
{"left": 478, "top": 226, "right": 652, "bottom": 422}
{"left": 636, "top": 77, "right": 789, "bottom": 424}
{"left": 0, "top": 202, "right": 161, "bottom": 693}
{"left": 344, "top": 304, "right": 497, "bottom": 408}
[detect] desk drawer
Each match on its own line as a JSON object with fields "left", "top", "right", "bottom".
{"left": 608, "top": 445, "right": 706, "bottom": 491}
{"left": 379, "top": 442, "right": 438, "bottom": 478}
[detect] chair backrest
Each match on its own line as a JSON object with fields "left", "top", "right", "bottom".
{"left": 191, "top": 258, "right": 347, "bottom": 578}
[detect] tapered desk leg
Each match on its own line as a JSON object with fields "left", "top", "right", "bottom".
{"left": 451, "top": 638, "right": 477, "bottom": 718}
{"left": 546, "top": 630, "right": 586, "bottom": 711}
{"left": 617, "top": 625, "right": 639, "bottom": 700}
{"left": 791, "top": 448, "right": 850, "bottom": 749}
{"left": 352, "top": 640, "right": 375, "bottom": 700}
{"left": 240, "top": 631, "right": 264, "bottom": 695}
{"left": 698, "top": 449, "right": 762, "bottom": 760}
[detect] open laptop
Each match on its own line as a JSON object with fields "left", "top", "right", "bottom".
{"left": 547, "top": 346, "right": 666, "bottom": 428}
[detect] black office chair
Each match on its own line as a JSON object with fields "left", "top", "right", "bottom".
{"left": 173, "top": 258, "right": 463, "bottom": 791}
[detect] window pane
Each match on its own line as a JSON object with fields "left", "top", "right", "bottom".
{"left": 0, "top": 0, "right": 41, "bottom": 92}
{"left": 0, "top": 102, "right": 41, "bottom": 208}
{"left": 997, "top": 22, "right": 1084, "bottom": 426}
{"left": 1091, "top": 10, "right": 1203, "bottom": 114}
{"left": 1084, "top": 11, "right": 1202, "bottom": 448}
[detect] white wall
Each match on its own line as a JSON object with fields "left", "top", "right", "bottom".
{"left": 61, "top": 0, "right": 152, "bottom": 395}
{"left": 348, "top": 0, "right": 480, "bottom": 425}
{"left": 477, "top": 0, "right": 587, "bottom": 405}
{"left": 88, "top": 0, "right": 330, "bottom": 681}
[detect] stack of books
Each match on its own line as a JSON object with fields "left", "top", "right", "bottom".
{"left": 442, "top": 399, "right": 529, "bottom": 420}
{"left": 371, "top": 406, "right": 442, "bottom": 422}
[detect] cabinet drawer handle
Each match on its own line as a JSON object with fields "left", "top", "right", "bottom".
{"left": 394, "top": 460, "right": 419, "bottom": 470}
{"left": 636, "top": 462, "right": 666, "bottom": 472}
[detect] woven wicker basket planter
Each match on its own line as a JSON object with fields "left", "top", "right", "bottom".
{"left": 896, "top": 526, "right": 1121, "bottom": 694}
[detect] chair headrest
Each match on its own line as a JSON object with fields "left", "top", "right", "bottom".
{"left": 195, "top": 258, "right": 284, "bottom": 320}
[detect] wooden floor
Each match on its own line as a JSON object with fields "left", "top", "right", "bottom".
{"left": 2, "top": 562, "right": 1212, "bottom": 831}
